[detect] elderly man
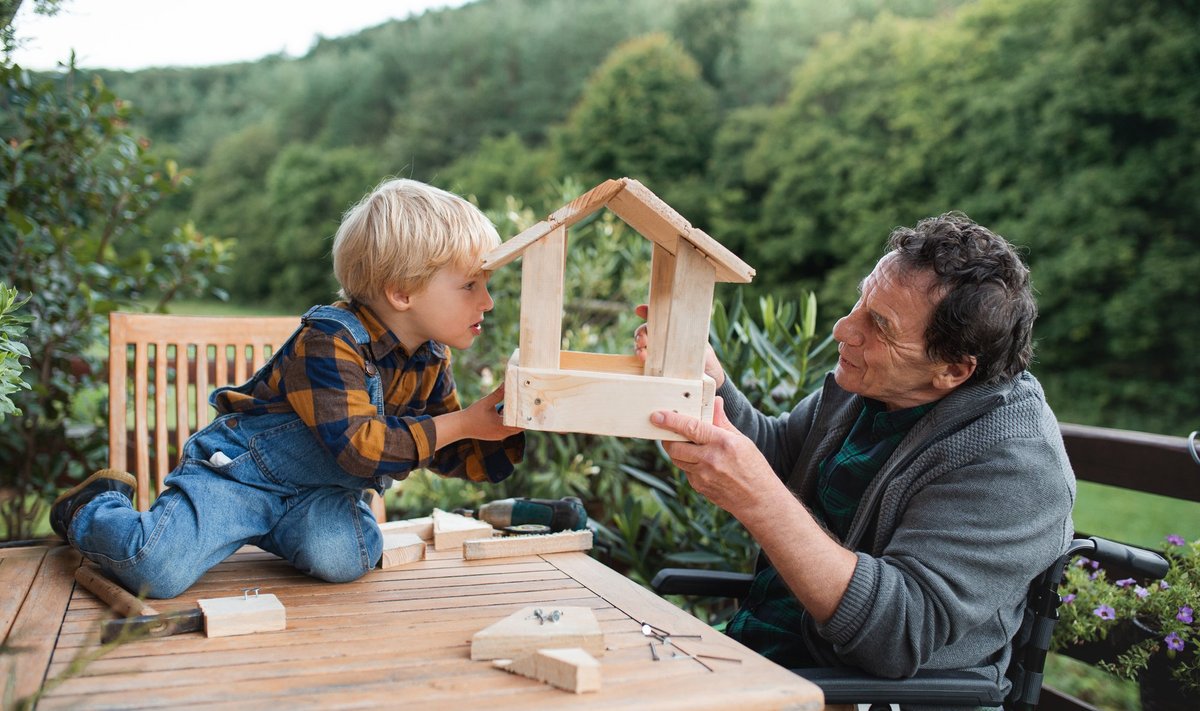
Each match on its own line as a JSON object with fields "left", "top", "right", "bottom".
{"left": 642, "top": 213, "right": 1075, "bottom": 690}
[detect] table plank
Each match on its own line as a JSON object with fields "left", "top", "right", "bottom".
{"left": 0, "top": 546, "right": 48, "bottom": 642}
{"left": 1, "top": 545, "right": 79, "bottom": 705}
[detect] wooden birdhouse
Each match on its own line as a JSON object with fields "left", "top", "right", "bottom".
{"left": 481, "top": 178, "right": 755, "bottom": 441}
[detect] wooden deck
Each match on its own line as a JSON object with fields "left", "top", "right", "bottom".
{"left": 1, "top": 542, "right": 822, "bottom": 710}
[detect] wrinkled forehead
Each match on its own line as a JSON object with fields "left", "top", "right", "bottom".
{"left": 869, "top": 252, "right": 944, "bottom": 304}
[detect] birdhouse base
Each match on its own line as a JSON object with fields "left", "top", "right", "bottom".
{"left": 502, "top": 350, "right": 714, "bottom": 441}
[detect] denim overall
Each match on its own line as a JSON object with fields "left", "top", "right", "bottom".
{"left": 71, "top": 306, "right": 385, "bottom": 599}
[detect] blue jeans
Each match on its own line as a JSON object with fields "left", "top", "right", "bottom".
{"left": 70, "top": 411, "right": 384, "bottom": 599}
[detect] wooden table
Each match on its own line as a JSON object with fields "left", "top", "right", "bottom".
{"left": 2, "top": 541, "right": 822, "bottom": 709}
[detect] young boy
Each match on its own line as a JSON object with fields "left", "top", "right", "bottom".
{"left": 50, "top": 178, "right": 524, "bottom": 599}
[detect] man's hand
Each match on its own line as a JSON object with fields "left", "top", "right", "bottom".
{"left": 650, "top": 397, "right": 776, "bottom": 517}
{"left": 651, "top": 396, "right": 857, "bottom": 624}
{"left": 633, "top": 304, "right": 726, "bottom": 389}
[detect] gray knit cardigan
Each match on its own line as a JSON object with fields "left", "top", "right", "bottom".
{"left": 718, "top": 370, "right": 1076, "bottom": 697}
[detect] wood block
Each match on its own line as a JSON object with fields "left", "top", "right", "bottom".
{"left": 378, "top": 516, "right": 433, "bottom": 540}
{"left": 470, "top": 606, "right": 604, "bottom": 661}
{"left": 431, "top": 509, "right": 495, "bottom": 551}
{"left": 463, "top": 530, "right": 593, "bottom": 560}
{"left": 380, "top": 532, "right": 426, "bottom": 569}
{"left": 494, "top": 647, "right": 601, "bottom": 693}
{"left": 507, "top": 364, "right": 715, "bottom": 441}
{"left": 197, "top": 593, "right": 286, "bottom": 638}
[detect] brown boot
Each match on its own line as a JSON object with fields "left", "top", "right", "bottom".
{"left": 50, "top": 469, "right": 136, "bottom": 540}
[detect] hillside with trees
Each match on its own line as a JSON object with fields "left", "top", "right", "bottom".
{"left": 30, "top": 0, "right": 1200, "bottom": 435}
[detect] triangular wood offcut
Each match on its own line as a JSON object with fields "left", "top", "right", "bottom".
{"left": 431, "top": 508, "right": 495, "bottom": 551}
{"left": 494, "top": 647, "right": 601, "bottom": 693}
{"left": 470, "top": 605, "right": 604, "bottom": 660}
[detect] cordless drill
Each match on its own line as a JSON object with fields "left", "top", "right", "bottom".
{"left": 475, "top": 496, "right": 588, "bottom": 533}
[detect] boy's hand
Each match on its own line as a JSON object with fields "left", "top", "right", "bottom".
{"left": 459, "top": 385, "right": 524, "bottom": 441}
{"left": 633, "top": 304, "right": 726, "bottom": 389}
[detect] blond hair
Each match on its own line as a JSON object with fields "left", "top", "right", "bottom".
{"left": 332, "top": 178, "right": 500, "bottom": 303}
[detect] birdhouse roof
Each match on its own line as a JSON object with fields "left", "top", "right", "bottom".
{"left": 481, "top": 178, "right": 755, "bottom": 284}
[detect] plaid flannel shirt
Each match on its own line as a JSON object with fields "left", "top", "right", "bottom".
{"left": 724, "top": 398, "right": 936, "bottom": 667}
{"left": 214, "top": 301, "right": 522, "bottom": 483}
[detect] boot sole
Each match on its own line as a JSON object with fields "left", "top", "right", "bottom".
{"left": 53, "top": 469, "right": 138, "bottom": 507}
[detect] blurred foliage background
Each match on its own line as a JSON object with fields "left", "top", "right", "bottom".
{"left": 3, "top": 1, "right": 1198, "bottom": 706}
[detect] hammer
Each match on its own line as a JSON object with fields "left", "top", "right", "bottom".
{"left": 74, "top": 565, "right": 203, "bottom": 643}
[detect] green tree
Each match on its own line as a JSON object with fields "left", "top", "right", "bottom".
{"left": 554, "top": 33, "right": 719, "bottom": 204}
{"left": 552, "top": 32, "right": 722, "bottom": 225}
{"left": 260, "top": 144, "right": 384, "bottom": 310}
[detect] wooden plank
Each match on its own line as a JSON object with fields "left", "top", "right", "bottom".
{"left": 661, "top": 243, "right": 716, "bottom": 380}
{"left": 616, "top": 178, "right": 753, "bottom": 284}
{"left": 517, "top": 224, "right": 566, "bottom": 370}
{"left": 508, "top": 365, "right": 712, "bottom": 441}
{"left": 606, "top": 183, "right": 685, "bottom": 254}
{"left": 644, "top": 243, "right": 676, "bottom": 377}
{"left": 559, "top": 351, "right": 642, "bottom": 376}
{"left": 546, "top": 178, "right": 624, "bottom": 229}
{"left": 0, "top": 547, "right": 47, "bottom": 644}
{"left": 683, "top": 227, "right": 755, "bottom": 284}
{"left": 1, "top": 546, "right": 79, "bottom": 704}
{"left": 481, "top": 180, "right": 624, "bottom": 272}
{"left": 481, "top": 220, "right": 557, "bottom": 272}
{"left": 464, "top": 531, "right": 593, "bottom": 560}
{"left": 108, "top": 313, "right": 129, "bottom": 474}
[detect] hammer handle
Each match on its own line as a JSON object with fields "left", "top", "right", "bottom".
{"left": 75, "top": 565, "right": 159, "bottom": 618}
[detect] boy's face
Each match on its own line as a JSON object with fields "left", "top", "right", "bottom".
{"left": 385, "top": 264, "right": 495, "bottom": 351}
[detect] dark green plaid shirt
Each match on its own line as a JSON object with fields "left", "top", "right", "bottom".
{"left": 725, "top": 398, "right": 937, "bottom": 667}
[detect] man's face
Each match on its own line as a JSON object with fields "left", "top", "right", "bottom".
{"left": 831, "top": 253, "right": 966, "bottom": 410}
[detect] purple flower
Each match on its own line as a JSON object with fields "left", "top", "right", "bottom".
{"left": 1075, "top": 557, "right": 1091, "bottom": 568}
{"left": 1179, "top": 606, "right": 1194, "bottom": 624}
{"left": 1135, "top": 586, "right": 1149, "bottom": 599}
{"left": 1166, "top": 534, "right": 1186, "bottom": 546}
{"left": 1094, "top": 605, "right": 1117, "bottom": 620}
{"left": 1115, "top": 578, "right": 1136, "bottom": 588}
{"left": 1061, "top": 593, "right": 1076, "bottom": 604}
{"left": 1165, "top": 632, "right": 1184, "bottom": 652}
{"left": 1160, "top": 581, "right": 1171, "bottom": 590}
{"left": 1089, "top": 571, "right": 1100, "bottom": 580}
{"left": 1090, "top": 560, "right": 1101, "bottom": 570}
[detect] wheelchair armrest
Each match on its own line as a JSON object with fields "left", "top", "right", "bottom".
{"left": 800, "top": 667, "right": 1005, "bottom": 705}
{"left": 650, "top": 568, "right": 754, "bottom": 598}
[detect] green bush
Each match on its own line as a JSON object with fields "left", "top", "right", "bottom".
{"left": 0, "top": 284, "right": 31, "bottom": 421}
{"left": 0, "top": 57, "right": 229, "bottom": 540}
